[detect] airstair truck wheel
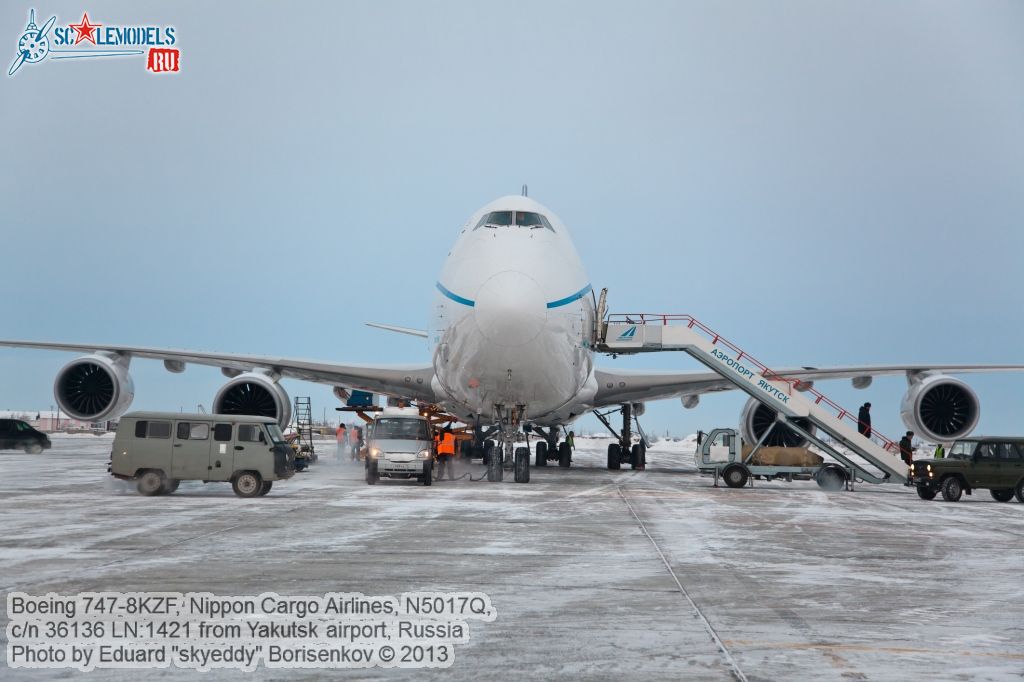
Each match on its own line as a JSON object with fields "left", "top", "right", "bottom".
{"left": 535, "top": 441, "right": 547, "bottom": 467}
{"left": 815, "top": 465, "right": 847, "bottom": 492}
{"left": 515, "top": 447, "right": 530, "bottom": 483}
{"left": 722, "top": 464, "right": 749, "bottom": 489}
{"left": 607, "top": 444, "right": 621, "bottom": 470}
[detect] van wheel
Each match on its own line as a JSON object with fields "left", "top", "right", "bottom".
{"left": 423, "top": 463, "right": 433, "bottom": 486}
{"left": 990, "top": 488, "right": 1014, "bottom": 503}
{"left": 162, "top": 479, "right": 180, "bottom": 495}
{"left": 25, "top": 442, "right": 43, "bottom": 454}
{"left": 232, "top": 472, "right": 263, "bottom": 498}
{"left": 941, "top": 477, "right": 963, "bottom": 502}
{"left": 916, "top": 486, "right": 937, "bottom": 500}
{"left": 1016, "top": 479, "right": 1024, "bottom": 503}
{"left": 258, "top": 481, "right": 273, "bottom": 496}
{"left": 137, "top": 471, "right": 166, "bottom": 496}
{"left": 535, "top": 441, "right": 547, "bottom": 467}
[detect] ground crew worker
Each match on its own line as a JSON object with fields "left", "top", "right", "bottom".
{"left": 899, "top": 431, "right": 915, "bottom": 466}
{"left": 335, "top": 423, "right": 347, "bottom": 461}
{"left": 566, "top": 431, "right": 576, "bottom": 450}
{"left": 934, "top": 443, "right": 945, "bottom": 459}
{"left": 857, "top": 402, "right": 872, "bottom": 438}
{"left": 436, "top": 426, "right": 456, "bottom": 480}
{"left": 349, "top": 423, "right": 361, "bottom": 460}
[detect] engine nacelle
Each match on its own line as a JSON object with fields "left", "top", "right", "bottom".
{"left": 739, "top": 397, "right": 815, "bottom": 448}
{"left": 213, "top": 372, "right": 291, "bottom": 428}
{"left": 631, "top": 402, "right": 645, "bottom": 417}
{"left": 901, "top": 375, "right": 979, "bottom": 443}
{"left": 54, "top": 354, "right": 135, "bottom": 422}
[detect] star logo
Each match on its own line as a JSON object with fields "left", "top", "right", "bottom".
{"left": 68, "top": 12, "right": 101, "bottom": 45}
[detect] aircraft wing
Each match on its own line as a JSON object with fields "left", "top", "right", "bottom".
{"left": 592, "top": 364, "right": 1024, "bottom": 407}
{"left": 0, "top": 340, "right": 437, "bottom": 402}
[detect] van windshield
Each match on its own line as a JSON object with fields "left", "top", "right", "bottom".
{"left": 266, "top": 424, "right": 285, "bottom": 445}
{"left": 373, "top": 418, "right": 429, "bottom": 440}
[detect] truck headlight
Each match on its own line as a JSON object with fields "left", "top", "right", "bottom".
{"left": 418, "top": 449, "right": 432, "bottom": 459}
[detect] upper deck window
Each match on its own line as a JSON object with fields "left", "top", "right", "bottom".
{"left": 474, "top": 211, "right": 554, "bottom": 231}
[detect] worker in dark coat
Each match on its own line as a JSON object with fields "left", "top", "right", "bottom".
{"left": 899, "top": 431, "right": 915, "bottom": 465}
{"left": 857, "top": 402, "right": 872, "bottom": 438}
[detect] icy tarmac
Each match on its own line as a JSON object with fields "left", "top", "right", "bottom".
{"left": 1, "top": 434, "right": 1022, "bottom": 681}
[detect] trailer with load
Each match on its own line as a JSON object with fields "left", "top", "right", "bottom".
{"left": 696, "top": 427, "right": 863, "bottom": 491}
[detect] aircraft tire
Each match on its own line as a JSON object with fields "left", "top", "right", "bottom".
{"left": 535, "top": 441, "right": 547, "bottom": 467}
{"left": 630, "top": 443, "right": 646, "bottom": 470}
{"left": 515, "top": 447, "right": 530, "bottom": 483}
{"left": 558, "top": 442, "right": 571, "bottom": 468}
{"left": 607, "top": 444, "right": 621, "bottom": 470}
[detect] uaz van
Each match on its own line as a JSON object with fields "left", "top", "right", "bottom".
{"left": 109, "top": 412, "right": 295, "bottom": 497}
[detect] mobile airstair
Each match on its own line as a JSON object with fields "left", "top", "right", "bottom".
{"left": 294, "top": 396, "right": 317, "bottom": 464}
{"left": 595, "top": 314, "right": 908, "bottom": 484}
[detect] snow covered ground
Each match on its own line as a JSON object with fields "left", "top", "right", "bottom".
{"left": 1, "top": 434, "right": 1022, "bottom": 680}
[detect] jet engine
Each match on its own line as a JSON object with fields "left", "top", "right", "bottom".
{"left": 213, "top": 372, "right": 291, "bottom": 428}
{"left": 54, "top": 354, "right": 135, "bottom": 422}
{"left": 900, "top": 375, "right": 979, "bottom": 443}
{"left": 739, "top": 397, "right": 815, "bottom": 448}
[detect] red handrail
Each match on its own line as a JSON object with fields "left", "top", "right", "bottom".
{"left": 606, "top": 314, "right": 899, "bottom": 452}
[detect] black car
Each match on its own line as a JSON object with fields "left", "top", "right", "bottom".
{"left": 0, "top": 419, "right": 52, "bottom": 454}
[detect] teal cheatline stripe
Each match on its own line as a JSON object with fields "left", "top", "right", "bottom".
{"left": 547, "top": 284, "right": 593, "bottom": 309}
{"left": 436, "top": 282, "right": 475, "bottom": 307}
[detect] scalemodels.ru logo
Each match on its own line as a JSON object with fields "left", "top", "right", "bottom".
{"left": 9, "top": 8, "right": 179, "bottom": 77}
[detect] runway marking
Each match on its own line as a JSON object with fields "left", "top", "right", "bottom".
{"left": 615, "top": 484, "right": 749, "bottom": 682}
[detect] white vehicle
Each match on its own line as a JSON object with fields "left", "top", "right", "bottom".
{"left": 3, "top": 194, "right": 1023, "bottom": 484}
{"left": 365, "top": 408, "right": 435, "bottom": 486}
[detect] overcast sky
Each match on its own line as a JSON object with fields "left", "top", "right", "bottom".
{"left": 2, "top": 1, "right": 1022, "bottom": 439}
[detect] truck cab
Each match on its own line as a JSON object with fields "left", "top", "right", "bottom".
{"left": 365, "top": 407, "right": 435, "bottom": 486}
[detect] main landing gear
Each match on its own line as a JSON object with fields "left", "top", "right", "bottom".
{"left": 534, "top": 427, "right": 572, "bottom": 469}
{"left": 594, "top": 404, "right": 647, "bottom": 471}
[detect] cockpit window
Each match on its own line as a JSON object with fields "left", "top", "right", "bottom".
{"left": 474, "top": 211, "right": 555, "bottom": 232}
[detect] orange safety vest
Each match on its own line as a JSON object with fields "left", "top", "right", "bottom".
{"left": 336, "top": 427, "right": 346, "bottom": 443}
{"left": 438, "top": 432, "right": 456, "bottom": 455}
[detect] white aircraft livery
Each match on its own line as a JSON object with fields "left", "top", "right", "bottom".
{"left": 3, "top": 194, "right": 1022, "bottom": 482}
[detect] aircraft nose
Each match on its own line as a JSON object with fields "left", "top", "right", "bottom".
{"left": 474, "top": 271, "right": 547, "bottom": 347}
